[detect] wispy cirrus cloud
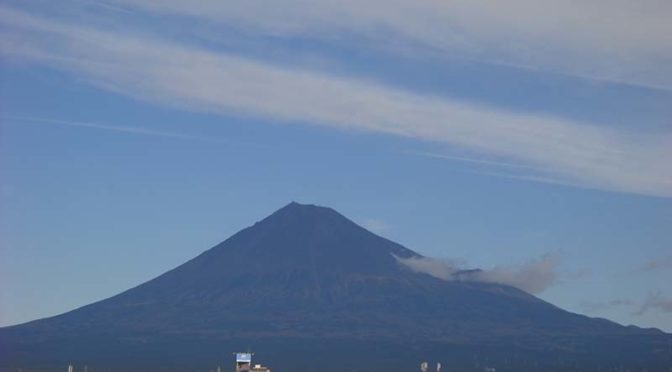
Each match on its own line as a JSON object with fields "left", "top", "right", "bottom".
{"left": 1, "top": 116, "right": 240, "bottom": 145}
{"left": 1, "top": 6, "right": 671, "bottom": 197}
{"left": 109, "top": 0, "right": 672, "bottom": 91}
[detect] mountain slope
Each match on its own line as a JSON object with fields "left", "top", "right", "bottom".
{"left": 1, "top": 202, "right": 670, "bottom": 371}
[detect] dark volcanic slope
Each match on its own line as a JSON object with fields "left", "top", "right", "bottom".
{"left": 1, "top": 202, "right": 670, "bottom": 371}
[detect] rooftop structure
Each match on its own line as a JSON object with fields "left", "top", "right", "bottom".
{"left": 234, "top": 352, "right": 271, "bottom": 372}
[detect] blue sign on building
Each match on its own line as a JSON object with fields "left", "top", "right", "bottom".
{"left": 236, "top": 353, "right": 252, "bottom": 363}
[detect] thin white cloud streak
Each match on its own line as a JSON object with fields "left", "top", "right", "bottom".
{"left": 1, "top": 7, "right": 671, "bottom": 197}
{"left": 405, "top": 152, "right": 594, "bottom": 190}
{"left": 464, "top": 169, "right": 595, "bottom": 192}
{"left": 397, "top": 254, "right": 560, "bottom": 294}
{"left": 1, "top": 116, "right": 235, "bottom": 144}
{"left": 110, "top": 0, "right": 672, "bottom": 91}
{"left": 4, "top": 116, "right": 269, "bottom": 149}
{"left": 408, "top": 152, "right": 551, "bottom": 172}
{"left": 78, "top": 0, "right": 135, "bottom": 14}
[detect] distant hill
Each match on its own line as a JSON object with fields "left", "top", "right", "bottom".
{"left": 1, "top": 202, "right": 670, "bottom": 371}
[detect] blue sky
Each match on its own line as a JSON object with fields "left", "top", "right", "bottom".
{"left": 1, "top": 0, "right": 671, "bottom": 331}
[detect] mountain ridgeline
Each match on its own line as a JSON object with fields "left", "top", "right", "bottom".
{"left": 1, "top": 202, "right": 670, "bottom": 371}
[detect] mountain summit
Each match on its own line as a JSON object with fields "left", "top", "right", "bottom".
{"left": 1, "top": 203, "right": 670, "bottom": 371}
{"left": 197, "top": 201, "right": 418, "bottom": 277}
